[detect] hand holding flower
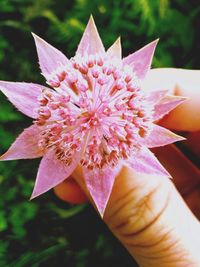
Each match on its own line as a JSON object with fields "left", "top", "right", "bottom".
{"left": 1, "top": 16, "right": 199, "bottom": 267}
{"left": 56, "top": 68, "right": 200, "bottom": 266}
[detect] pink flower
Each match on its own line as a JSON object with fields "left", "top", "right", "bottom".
{"left": 0, "top": 16, "right": 186, "bottom": 216}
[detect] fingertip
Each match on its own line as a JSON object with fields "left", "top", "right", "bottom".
{"left": 159, "top": 83, "right": 200, "bottom": 131}
{"left": 144, "top": 68, "right": 200, "bottom": 132}
{"left": 54, "top": 178, "right": 88, "bottom": 204}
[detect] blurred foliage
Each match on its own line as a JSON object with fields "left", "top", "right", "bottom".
{"left": 0, "top": 0, "right": 199, "bottom": 266}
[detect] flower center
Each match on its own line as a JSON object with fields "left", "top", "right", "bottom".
{"left": 35, "top": 53, "right": 153, "bottom": 169}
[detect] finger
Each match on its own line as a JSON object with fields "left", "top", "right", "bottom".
{"left": 152, "top": 145, "right": 200, "bottom": 196}
{"left": 182, "top": 131, "right": 200, "bottom": 159}
{"left": 185, "top": 187, "right": 200, "bottom": 219}
{"left": 152, "top": 144, "right": 200, "bottom": 220}
{"left": 72, "top": 165, "right": 200, "bottom": 266}
{"left": 143, "top": 68, "right": 200, "bottom": 131}
{"left": 53, "top": 177, "right": 88, "bottom": 204}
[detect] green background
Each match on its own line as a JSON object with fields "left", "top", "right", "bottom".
{"left": 0, "top": 0, "right": 199, "bottom": 266}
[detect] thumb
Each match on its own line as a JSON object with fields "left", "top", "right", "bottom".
{"left": 73, "top": 167, "right": 200, "bottom": 267}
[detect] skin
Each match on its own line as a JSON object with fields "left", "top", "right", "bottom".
{"left": 54, "top": 68, "right": 200, "bottom": 267}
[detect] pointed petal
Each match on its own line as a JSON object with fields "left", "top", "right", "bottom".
{"left": 126, "top": 147, "right": 170, "bottom": 177}
{"left": 83, "top": 166, "right": 120, "bottom": 217}
{"left": 0, "top": 125, "right": 43, "bottom": 160}
{"left": 0, "top": 81, "right": 48, "bottom": 118}
{"left": 153, "top": 95, "right": 187, "bottom": 121}
{"left": 31, "top": 149, "right": 80, "bottom": 199}
{"left": 107, "top": 37, "right": 122, "bottom": 59}
{"left": 145, "top": 90, "right": 169, "bottom": 104}
{"left": 123, "top": 39, "right": 158, "bottom": 80}
{"left": 32, "top": 33, "right": 69, "bottom": 79}
{"left": 76, "top": 15, "right": 105, "bottom": 56}
{"left": 143, "top": 124, "right": 185, "bottom": 148}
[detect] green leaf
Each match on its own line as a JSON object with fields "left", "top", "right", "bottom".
{"left": 9, "top": 202, "right": 38, "bottom": 238}
{"left": 0, "top": 211, "right": 8, "bottom": 232}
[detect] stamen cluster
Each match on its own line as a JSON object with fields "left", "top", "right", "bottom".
{"left": 35, "top": 54, "right": 153, "bottom": 169}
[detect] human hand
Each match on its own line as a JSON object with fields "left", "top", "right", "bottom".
{"left": 54, "top": 68, "right": 200, "bottom": 267}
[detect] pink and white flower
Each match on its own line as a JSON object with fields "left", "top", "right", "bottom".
{"left": 0, "top": 16, "right": 186, "bottom": 216}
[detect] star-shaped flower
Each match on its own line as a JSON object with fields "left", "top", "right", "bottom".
{"left": 0, "top": 16, "right": 186, "bottom": 216}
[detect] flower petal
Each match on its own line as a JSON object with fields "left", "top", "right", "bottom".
{"left": 143, "top": 124, "right": 185, "bottom": 148}
{"left": 76, "top": 15, "right": 105, "bottom": 56}
{"left": 83, "top": 166, "right": 120, "bottom": 217}
{"left": 145, "top": 90, "right": 169, "bottom": 104}
{"left": 153, "top": 95, "right": 187, "bottom": 121}
{"left": 123, "top": 39, "right": 158, "bottom": 80}
{"left": 126, "top": 147, "right": 170, "bottom": 177}
{"left": 107, "top": 37, "right": 122, "bottom": 59}
{"left": 0, "top": 81, "right": 47, "bottom": 118}
{"left": 31, "top": 149, "right": 80, "bottom": 199}
{"left": 0, "top": 125, "right": 43, "bottom": 160}
{"left": 32, "top": 33, "right": 69, "bottom": 79}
